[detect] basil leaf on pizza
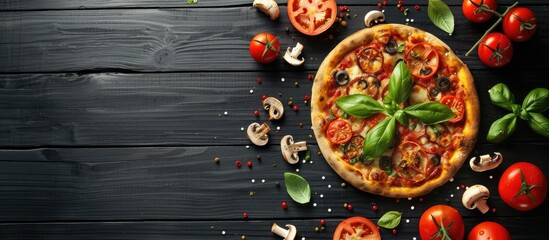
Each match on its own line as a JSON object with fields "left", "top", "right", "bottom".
{"left": 404, "top": 102, "right": 455, "bottom": 125}
{"left": 385, "top": 60, "right": 412, "bottom": 105}
{"left": 337, "top": 94, "right": 384, "bottom": 118}
{"left": 363, "top": 116, "right": 396, "bottom": 159}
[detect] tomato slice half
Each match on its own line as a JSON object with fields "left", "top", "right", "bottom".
{"left": 405, "top": 43, "right": 440, "bottom": 80}
{"left": 440, "top": 95, "right": 465, "bottom": 123}
{"left": 333, "top": 216, "right": 381, "bottom": 240}
{"left": 326, "top": 119, "right": 353, "bottom": 145}
{"left": 287, "top": 0, "right": 337, "bottom": 36}
{"left": 357, "top": 45, "right": 384, "bottom": 74}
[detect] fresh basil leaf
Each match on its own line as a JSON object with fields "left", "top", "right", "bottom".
{"left": 395, "top": 109, "right": 409, "bottom": 126}
{"left": 404, "top": 102, "right": 455, "bottom": 125}
{"left": 428, "top": 0, "right": 455, "bottom": 35}
{"left": 522, "top": 88, "right": 549, "bottom": 113}
{"left": 397, "top": 43, "right": 406, "bottom": 53}
{"left": 527, "top": 112, "right": 549, "bottom": 138}
{"left": 284, "top": 172, "right": 311, "bottom": 204}
{"left": 377, "top": 211, "right": 402, "bottom": 229}
{"left": 385, "top": 61, "right": 412, "bottom": 104}
{"left": 488, "top": 83, "right": 516, "bottom": 111}
{"left": 363, "top": 117, "right": 396, "bottom": 159}
{"left": 336, "top": 94, "right": 384, "bottom": 118}
{"left": 487, "top": 113, "right": 517, "bottom": 143}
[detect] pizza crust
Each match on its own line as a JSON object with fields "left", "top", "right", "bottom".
{"left": 311, "top": 24, "right": 479, "bottom": 198}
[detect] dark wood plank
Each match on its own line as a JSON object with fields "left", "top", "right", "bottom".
{"left": 0, "top": 143, "right": 547, "bottom": 222}
{"left": 0, "top": 71, "right": 547, "bottom": 147}
{"left": 0, "top": 216, "right": 547, "bottom": 239}
{"left": 1, "top": 6, "right": 548, "bottom": 73}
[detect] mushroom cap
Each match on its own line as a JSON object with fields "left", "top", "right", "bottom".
{"left": 247, "top": 122, "right": 270, "bottom": 146}
{"left": 470, "top": 152, "right": 503, "bottom": 172}
{"left": 364, "top": 10, "right": 385, "bottom": 27}
{"left": 462, "top": 184, "right": 490, "bottom": 209}
{"left": 263, "top": 97, "right": 284, "bottom": 120}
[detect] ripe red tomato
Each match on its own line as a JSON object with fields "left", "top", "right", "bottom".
{"left": 440, "top": 96, "right": 465, "bottom": 123}
{"left": 462, "top": 0, "right": 498, "bottom": 23}
{"left": 478, "top": 32, "right": 513, "bottom": 68}
{"left": 503, "top": 7, "right": 538, "bottom": 42}
{"left": 498, "top": 162, "right": 547, "bottom": 211}
{"left": 249, "top": 32, "right": 280, "bottom": 64}
{"left": 468, "top": 221, "right": 511, "bottom": 240}
{"left": 326, "top": 119, "right": 353, "bottom": 145}
{"left": 333, "top": 216, "right": 381, "bottom": 240}
{"left": 405, "top": 43, "right": 440, "bottom": 81}
{"left": 287, "top": 0, "right": 337, "bottom": 36}
{"left": 419, "top": 205, "right": 464, "bottom": 240}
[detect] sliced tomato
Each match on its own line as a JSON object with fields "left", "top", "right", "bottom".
{"left": 333, "top": 216, "right": 381, "bottom": 240}
{"left": 348, "top": 74, "right": 380, "bottom": 99}
{"left": 440, "top": 95, "right": 465, "bottom": 123}
{"left": 357, "top": 45, "right": 384, "bottom": 74}
{"left": 327, "top": 119, "right": 353, "bottom": 144}
{"left": 405, "top": 43, "right": 440, "bottom": 80}
{"left": 287, "top": 0, "right": 337, "bottom": 36}
{"left": 393, "top": 141, "right": 428, "bottom": 182}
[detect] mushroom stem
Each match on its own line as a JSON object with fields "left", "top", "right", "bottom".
{"left": 289, "top": 141, "right": 307, "bottom": 152}
{"left": 475, "top": 198, "right": 490, "bottom": 214}
{"left": 255, "top": 123, "right": 270, "bottom": 139}
{"left": 271, "top": 223, "right": 289, "bottom": 238}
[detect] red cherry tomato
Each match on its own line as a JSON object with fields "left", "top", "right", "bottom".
{"left": 478, "top": 32, "right": 513, "bottom": 68}
{"left": 405, "top": 43, "right": 440, "bottom": 81}
{"left": 462, "top": 0, "right": 498, "bottom": 23}
{"left": 326, "top": 119, "right": 353, "bottom": 145}
{"left": 498, "top": 162, "right": 547, "bottom": 211}
{"left": 503, "top": 7, "right": 538, "bottom": 42}
{"left": 333, "top": 216, "right": 381, "bottom": 240}
{"left": 440, "top": 96, "right": 465, "bottom": 123}
{"left": 419, "top": 205, "right": 464, "bottom": 240}
{"left": 468, "top": 221, "right": 511, "bottom": 240}
{"left": 287, "top": 0, "right": 337, "bottom": 36}
{"left": 249, "top": 32, "right": 280, "bottom": 64}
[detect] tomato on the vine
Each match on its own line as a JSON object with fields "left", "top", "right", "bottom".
{"left": 326, "top": 119, "right": 353, "bottom": 144}
{"left": 419, "top": 205, "right": 464, "bottom": 240}
{"left": 462, "top": 0, "right": 498, "bottom": 23}
{"left": 249, "top": 32, "right": 280, "bottom": 64}
{"left": 287, "top": 0, "right": 337, "bottom": 36}
{"left": 503, "top": 7, "right": 538, "bottom": 42}
{"left": 498, "top": 162, "right": 547, "bottom": 211}
{"left": 405, "top": 42, "right": 440, "bottom": 81}
{"left": 468, "top": 221, "right": 511, "bottom": 240}
{"left": 478, "top": 32, "right": 513, "bottom": 68}
{"left": 333, "top": 216, "right": 381, "bottom": 240}
{"left": 440, "top": 96, "right": 465, "bottom": 123}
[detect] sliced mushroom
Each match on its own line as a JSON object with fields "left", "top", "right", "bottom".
{"left": 247, "top": 122, "right": 270, "bottom": 146}
{"left": 462, "top": 184, "right": 491, "bottom": 214}
{"left": 271, "top": 223, "right": 296, "bottom": 240}
{"left": 252, "top": 0, "right": 280, "bottom": 20}
{"left": 283, "top": 42, "right": 305, "bottom": 66}
{"left": 280, "top": 135, "right": 308, "bottom": 164}
{"left": 469, "top": 152, "right": 503, "bottom": 172}
{"left": 364, "top": 10, "right": 385, "bottom": 28}
{"left": 263, "top": 97, "right": 284, "bottom": 120}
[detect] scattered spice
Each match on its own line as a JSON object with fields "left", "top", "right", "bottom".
{"left": 254, "top": 110, "right": 260, "bottom": 117}
{"left": 242, "top": 212, "right": 248, "bottom": 219}
{"left": 281, "top": 201, "right": 288, "bottom": 209}
{"left": 235, "top": 160, "right": 242, "bottom": 167}
{"left": 256, "top": 77, "right": 262, "bottom": 84}
{"left": 341, "top": 182, "right": 346, "bottom": 188}
{"left": 293, "top": 105, "right": 298, "bottom": 111}
{"left": 261, "top": 95, "right": 267, "bottom": 101}
{"left": 320, "top": 219, "right": 325, "bottom": 225}
{"left": 214, "top": 157, "right": 221, "bottom": 164}
{"left": 414, "top": 4, "right": 420, "bottom": 10}
{"left": 299, "top": 123, "right": 304, "bottom": 128}
{"left": 372, "top": 205, "right": 378, "bottom": 211}
{"left": 247, "top": 161, "right": 252, "bottom": 168}
{"left": 307, "top": 74, "right": 314, "bottom": 80}
{"left": 393, "top": 229, "right": 398, "bottom": 235}
{"left": 186, "top": 0, "right": 198, "bottom": 4}
{"left": 377, "top": 3, "right": 382, "bottom": 8}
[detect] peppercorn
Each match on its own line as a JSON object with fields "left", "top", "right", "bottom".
{"left": 293, "top": 105, "right": 298, "bottom": 111}
{"left": 307, "top": 74, "right": 314, "bottom": 80}
{"left": 281, "top": 201, "right": 288, "bottom": 209}
{"left": 414, "top": 4, "right": 420, "bottom": 10}
{"left": 247, "top": 161, "right": 252, "bottom": 168}
{"left": 235, "top": 160, "right": 241, "bottom": 167}
{"left": 254, "top": 110, "right": 260, "bottom": 117}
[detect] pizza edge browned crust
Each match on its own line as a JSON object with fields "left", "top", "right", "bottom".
{"left": 311, "top": 24, "right": 480, "bottom": 198}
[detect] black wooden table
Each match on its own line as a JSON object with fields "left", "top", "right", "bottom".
{"left": 1, "top": 0, "right": 548, "bottom": 239}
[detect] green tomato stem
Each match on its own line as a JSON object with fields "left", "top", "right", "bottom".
{"left": 465, "top": 1, "right": 519, "bottom": 56}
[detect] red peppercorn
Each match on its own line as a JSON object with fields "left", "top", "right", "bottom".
{"left": 399, "top": 6, "right": 405, "bottom": 12}
{"left": 414, "top": 4, "right": 420, "bottom": 10}
{"left": 372, "top": 205, "right": 378, "bottom": 211}
{"left": 460, "top": 184, "right": 465, "bottom": 189}
{"left": 299, "top": 123, "right": 303, "bottom": 128}
{"left": 398, "top": 0, "right": 403, "bottom": 4}
{"left": 254, "top": 110, "right": 260, "bottom": 117}
{"left": 261, "top": 95, "right": 267, "bottom": 101}
{"left": 320, "top": 219, "right": 325, "bottom": 225}
{"left": 281, "top": 201, "right": 288, "bottom": 209}
{"left": 396, "top": 199, "right": 400, "bottom": 203}
{"left": 339, "top": 12, "right": 345, "bottom": 18}
{"left": 393, "top": 229, "right": 397, "bottom": 235}
{"left": 492, "top": 207, "right": 497, "bottom": 213}
{"left": 256, "top": 77, "right": 262, "bottom": 84}
{"left": 377, "top": 2, "right": 382, "bottom": 8}
{"left": 347, "top": 204, "right": 353, "bottom": 210}
{"left": 304, "top": 95, "right": 310, "bottom": 101}
{"left": 293, "top": 105, "right": 298, "bottom": 111}
{"left": 235, "top": 160, "right": 241, "bottom": 167}
{"left": 307, "top": 74, "right": 314, "bottom": 80}
{"left": 247, "top": 161, "right": 252, "bottom": 168}
{"left": 243, "top": 212, "right": 248, "bottom": 219}
{"left": 419, "top": 197, "right": 424, "bottom": 202}
{"left": 383, "top": 0, "right": 387, "bottom": 5}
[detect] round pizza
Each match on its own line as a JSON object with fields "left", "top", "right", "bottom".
{"left": 311, "top": 24, "right": 480, "bottom": 198}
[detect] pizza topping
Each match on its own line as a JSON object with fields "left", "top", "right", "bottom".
{"left": 462, "top": 184, "right": 491, "bottom": 214}
{"left": 469, "top": 152, "right": 503, "bottom": 172}
{"left": 281, "top": 135, "right": 308, "bottom": 164}
{"left": 430, "top": 154, "right": 441, "bottom": 166}
{"left": 271, "top": 223, "right": 297, "bottom": 240}
{"left": 436, "top": 77, "right": 451, "bottom": 92}
{"left": 263, "top": 97, "right": 285, "bottom": 120}
{"left": 357, "top": 45, "right": 384, "bottom": 73}
{"left": 247, "top": 122, "right": 271, "bottom": 146}
{"left": 426, "top": 124, "right": 452, "bottom": 147}
{"left": 405, "top": 42, "right": 440, "bottom": 80}
{"left": 334, "top": 70, "right": 350, "bottom": 85}
{"left": 440, "top": 95, "right": 465, "bottom": 123}
{"left": 327, "top": 119, "right": 353, "bottom": 144}
{"left": 350, "top": 75, "right": 380, "bottom": 98}
{"left": 379, "top": 155, "right": 393, "bottom": 172}
{"left": 409, "top": 85, "right": 430, "bottom": 105}
{"left": 385, "top": 39, "right": 399, "bottom": 54}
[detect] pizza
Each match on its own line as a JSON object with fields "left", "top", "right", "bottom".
{"left": 311, "top": 24, "right": 480, "bottom": 198}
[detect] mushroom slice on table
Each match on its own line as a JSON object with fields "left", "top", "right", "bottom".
{"left": 247, "top": 122, "right": 270, "bottom": 146}
{"left": 283, "top": 42, "right": 305, "bottom": 66}
{"left": 364, "top": 10, "right": 385, "bottom": 28}
{"left": 263, "top": 97, "right": 284, "bottom": 120}
{"left": 252, "top": 0, "right": 280, "bottom": 20}
{"left": 469, "top": 152, "right": 503, "bottom": 172}
{"left": 462, "top": 184, "right": 491, "bottom": 214}
{"left": 271, "top": 223, "right": 296, "bottom": 240}
{"left": 280, "top": 135, "right": 307, "bottom": 164}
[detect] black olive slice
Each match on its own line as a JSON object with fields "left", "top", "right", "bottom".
{"left": 420, "top": 67, "right": 432, "bottom": 76}
{"left": 379, "top": 155, "right": 392, "bottom": 171}
{"left": 385, "top": 39, "right": 398, "bottom": 54}
{"left": 436, "top": 77, "right": 451, "bottom": 91}
{"left": 335, "top": 70, "right": 350, "bottom": 85}
{"left": 430, "top": 154, "right": 441, "bottom": 166}
{"left": 358, "top": 79, "right": 368, "bottom": 89}
{"left": 430, "top": 88, "right": 440, "bottom": 98}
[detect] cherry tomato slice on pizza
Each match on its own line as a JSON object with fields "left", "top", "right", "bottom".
{"left": 327, "top": 119, "right": 353, "bottom": 145}
{"left": 357, "top": 45, "right": 384, "bottom": 74}
{"left": 440, "top": 95, "right": 465, "bottom": 123}
{"left": 333, "top": 216, "right": 381, "bottom": 240}
{"left": 287, "top": 0, "right": 337, "bottom": 36}
{"left": 405, "top": 43, "right": 440, "bottom": 80}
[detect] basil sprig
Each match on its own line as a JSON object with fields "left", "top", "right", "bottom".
{"left": 487, "top": 83, "right": 549, "bottom": 142}
{"left": 336, "top": 61, "right": 454, "bottom": 160}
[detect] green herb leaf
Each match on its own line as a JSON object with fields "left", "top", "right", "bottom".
{"left": 404, "top": 102, "right": 455, "bottom": 125}
{"left": 489, "top": 83, "right": 516, "bottom": 111}
{"left": 284, "top": 172, "right": 311, "bottom": 204}
{"left": 527, "top": 112, "right": 549, "bottom": 138}
{"left": 522, "top": 88, "right": 549, "bottom": 113}
{"left": 363, "top": 117, "right": 396, "bottom": 159}
{"left": 397, "top": 43, "right": 406, "bottom": 53}
{"left": 395, "top": 109, "right": 409, "bottom": 126}
{"left": 336, "top": 94, "right": 384, "bottom": 118}
{"left": 487, "top": 113, "right": 517, "bottom": 143}
{"left": 385, "top": 61, "right": 413, "bottom": 104}
{"left": 377, "top": 211, "right": 402, "bottom": 229}
{"left": 428, "top": 0, "right": 455, "bottom": 35}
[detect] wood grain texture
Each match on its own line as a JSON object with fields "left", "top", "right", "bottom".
{"left": 0, "top": 71, "right": 547, "bottom": 147}
{"left": 1, "top": 5, "right": 548, "bottom": 73}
